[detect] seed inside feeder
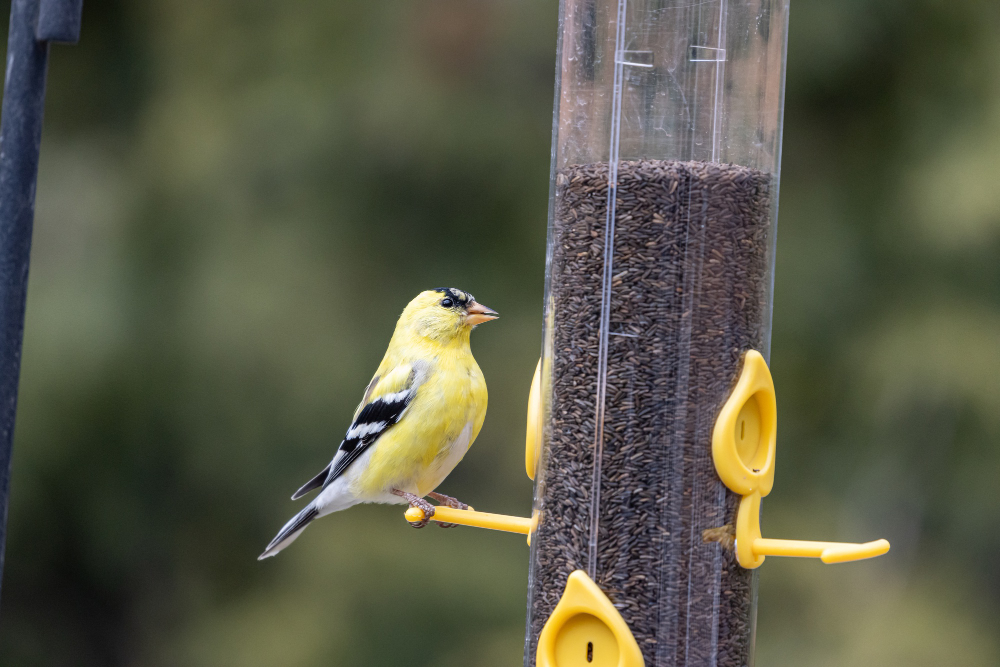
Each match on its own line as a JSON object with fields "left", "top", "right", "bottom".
{"left": 527, "top": 159, "right": 772, "bottom": 667}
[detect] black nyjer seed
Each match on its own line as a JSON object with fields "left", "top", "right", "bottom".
{"left": 526, "top": 160, "right": 772, "bottom": 667}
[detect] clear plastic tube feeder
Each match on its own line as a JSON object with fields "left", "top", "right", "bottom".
{"left": 525, "top": 1, "right": 790, "bottom": 665}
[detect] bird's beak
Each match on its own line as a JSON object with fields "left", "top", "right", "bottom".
{"left": 466, "top": 301, "right": 499, "bottom": 326}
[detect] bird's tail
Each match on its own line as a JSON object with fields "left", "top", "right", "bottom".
{"left": 258, "top": 504, "right": 319, "bottom": 560}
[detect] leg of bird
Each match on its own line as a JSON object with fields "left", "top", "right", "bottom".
{"left": 427, "top": 491, "right": 469, "bottom": 528}
{"left": 428, "top": 491, "right": 470, "bottom": 510}
{"left": 391, "top": 488, "right": 435, "bottom": 528}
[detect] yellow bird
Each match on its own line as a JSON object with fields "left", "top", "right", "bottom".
{"left": 259, "top": 288, "right": 498, "bottom": 559}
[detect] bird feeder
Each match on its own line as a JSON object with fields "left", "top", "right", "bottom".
{"left": 405, "top": 0, "right": 888, "bottom": 664}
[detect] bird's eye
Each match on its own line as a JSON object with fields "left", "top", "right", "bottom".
{"left": 441, "top": 298, "right": 454, "bottom": 308}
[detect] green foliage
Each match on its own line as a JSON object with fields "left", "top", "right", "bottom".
{"left": 1, "top": 0, "right": 998, "bottom": 664}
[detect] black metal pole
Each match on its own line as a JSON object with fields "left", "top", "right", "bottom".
{"left": 0, "top": 0, "right": 81, "bottom": 604}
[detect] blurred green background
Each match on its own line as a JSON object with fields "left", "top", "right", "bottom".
{"left": 1, "top": 0, "right": 998, "bottom": 664}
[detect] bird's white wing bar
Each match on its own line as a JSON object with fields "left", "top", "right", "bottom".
{"left": 380, "top": 389, "right": 413, "bottom": 405}
{"left": 345, "top": 420, "right": 388, "bottom": 440}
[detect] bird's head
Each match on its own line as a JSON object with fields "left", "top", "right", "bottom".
{"left": 398, "top": 288, "right": 499, "bottom": 344}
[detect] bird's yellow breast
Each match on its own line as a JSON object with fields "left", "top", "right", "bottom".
{"left": 350, "top": 347, "right": 487, "bottom": 498}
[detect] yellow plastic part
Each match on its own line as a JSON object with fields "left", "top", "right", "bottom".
{"left": 536, "top": 570, "right": 645, "bottom": 667}
{"left": 404, "top": 505, "right": 533, "bottom": 535}
{"left": 526, "top": 358, "right": 542, "bottom": 480}
{"left": 528, "top": 509, "right": 539, "bottom": 546}
{"left": 735, "top": 492, "right": 890, "bottom": 566}
{"left": 713, "top": 350, "right": 890, "bottom": 569}
{"left": 712, "top": 350, "right": 777, "bottom": 497}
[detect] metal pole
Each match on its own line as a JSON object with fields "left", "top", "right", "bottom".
{"left": 0, "top": 0, "right": 81, "bottom": 604}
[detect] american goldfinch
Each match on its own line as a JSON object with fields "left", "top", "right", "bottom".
{"left": 259, "top": 287, "right": 498, "bottom": 559}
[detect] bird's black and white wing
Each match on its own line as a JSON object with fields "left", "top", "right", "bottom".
{"left": 291, "top": 363, "right": 419, "bottom": 499}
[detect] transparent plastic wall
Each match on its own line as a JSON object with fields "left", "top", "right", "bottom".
{"left": 525, "top": 0, "right": 788, "bottom": 665}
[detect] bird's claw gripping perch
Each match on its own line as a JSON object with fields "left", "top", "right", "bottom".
{"left": 392, "top": 489, "right": 435, "bottom": 528}
{"left": 428, "top": 491, "right": 469, "bottom": 510}
{"left": 428, "top": 491, "right": 469, "bottom": 527}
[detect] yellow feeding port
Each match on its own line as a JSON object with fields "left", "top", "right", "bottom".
{"left": 537, "top": 570, "right": 644, "bottom": 667}
{"left": 712, "top": 350, "right": 777, "bottom": 497}
{"left": 526, "top": 359, "right": 542, "bottom": 480}
{"left": 714, "top": 349, "right": 890, "bottom": 570}
{"left": 554, "top": 613, "right": 619, "bottom": 666}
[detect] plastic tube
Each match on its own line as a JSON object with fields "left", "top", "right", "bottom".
{"left": 525, "top": 0, "right": 789, "bottom": 665}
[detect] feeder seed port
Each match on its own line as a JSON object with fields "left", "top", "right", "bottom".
{"left": 535, "top": 570, "right": 644, "bottom": 667}
{"left": 713, "top": 350, "right": 891, "bottom": 569}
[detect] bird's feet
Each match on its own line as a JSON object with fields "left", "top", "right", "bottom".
{"left": 428, "top": 491, "right": 470, "bottom": 528}
{"left": 391, "top": 488, "right": 435, "bottom": 528}
{"left": 428, "top": 491, "right": 470, "bottom": 510}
